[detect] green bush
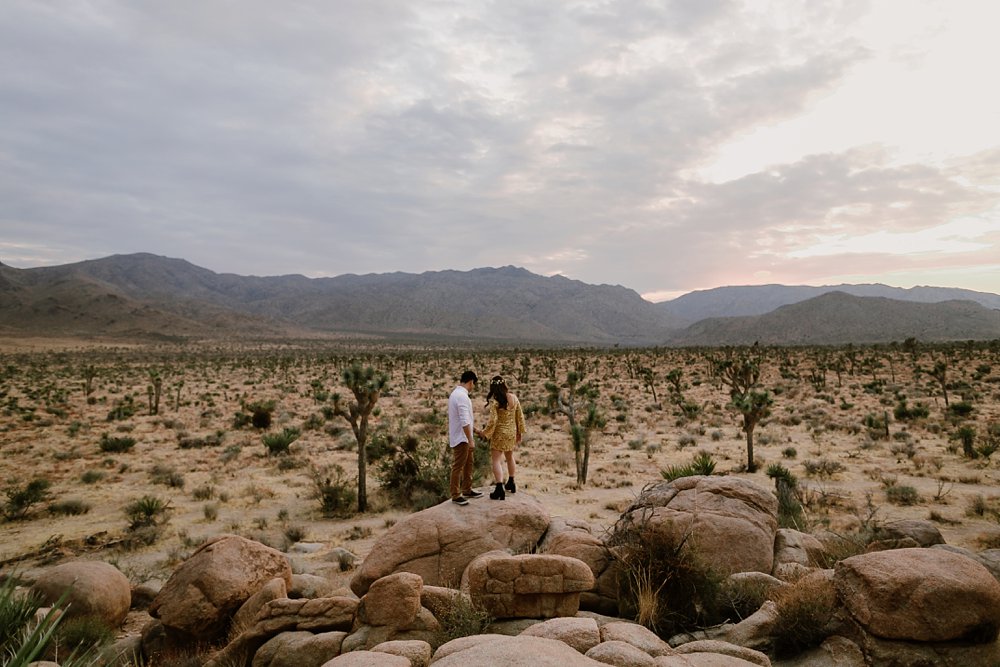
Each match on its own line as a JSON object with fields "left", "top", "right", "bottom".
{"left": 767, "top": 464, "right": 805, "bottom": 530}
{"left": 262, "top": 427, "right": 300, "bottom": 456}
{"left": 244, "top": 400, "right": 277, "bottom": 429}
{"left": 947, "top": 401, "right": 975, "bottom": 419}
{"left": 885, "top": 485, "right": 920, "bottom": 506}
{"left": 661, "top": 452, "right": 717, "bottom": 482}
{"left": 99, "top": 434, "right": 135, "bottom": 453}
{"left": 124, "top": 495, "right": 170, "bottom": 531}
{"left": 80, "top": 470, "right": 104, "bottom": 484}
{"left": 435, "top": 593, "right": 494, "bottom": 643}
{"left": 48, "top": 499, "right": 91, "bottom": 516}
{"left": 375, "top": 434, "right": 451, "bottom": 510}
{"left": 51, "top": 616, "right": 113, "bottom": 656}
{"left": 313, "top": 465, "right": 356, "bottom": 518}
{"left": 3, "top": 478, "right": 53, "bottom": 521}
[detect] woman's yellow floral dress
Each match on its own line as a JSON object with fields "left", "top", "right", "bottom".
{"left": 482, "top": 393, "right": 525, "bottom": 452}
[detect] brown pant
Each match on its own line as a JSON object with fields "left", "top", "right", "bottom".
{"left": 449, "top": 441, "right": 474, "bottom": 499}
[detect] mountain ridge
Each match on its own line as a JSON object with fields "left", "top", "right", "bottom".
{"left": 2, "top": 254, "right": 999, "bottom": 345}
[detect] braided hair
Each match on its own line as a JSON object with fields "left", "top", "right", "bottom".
{"left": 484, "top": 375, "right": 509, "bottom": 409}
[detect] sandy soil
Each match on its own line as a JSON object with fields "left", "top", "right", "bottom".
{"left": 2, "top": 339, "right": 999, "bottom": 593}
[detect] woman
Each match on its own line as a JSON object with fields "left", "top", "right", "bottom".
{"left": 479, "top": 375, "right": 525, "bottom": 500}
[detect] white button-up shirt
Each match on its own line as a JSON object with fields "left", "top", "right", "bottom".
{"left": 448, "top": 385, "right": 474, "bottom": 447}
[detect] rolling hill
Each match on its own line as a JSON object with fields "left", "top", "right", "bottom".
{"left": 667, "top": 292, "right": 1000, "bottom": 346}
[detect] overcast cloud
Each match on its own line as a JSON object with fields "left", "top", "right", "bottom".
{"left": 1, "top": 0, "right": 998, "bottom": 299}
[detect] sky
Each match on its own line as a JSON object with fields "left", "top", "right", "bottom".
{"left": 1, "top": 0, "right": 999, "bottom": 301}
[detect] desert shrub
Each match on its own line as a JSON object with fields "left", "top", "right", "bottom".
{"left": 802, "top": 459, "right": 845, "bottom": 479}
{"left": 894, "top": 398, "right": 929, "bottom": 421}
{"left": 676, "top": 434, "right": 696, "bottom": 449}
{"left": 220, "top": 444, "right": 241, "bottom": 463}
{"left": 262, "top": 427, "right": 300, "bottom": 456}
{"left": 769, "top": 574, "right": 839, "bottom": 658}
{"left": 105, "top": 397, "right": 135, "bottom": 421}
{"left": 608, "top": 518, "right": 724, "bottom": 636}
{"left": 661, "top": 452, "right": 717, "bottom": 482}
{"left": 244, "top": 400, "right": 277, "bottom": 429}
{"left": 0, "top": 574, "right": 101, "bottom": 667}
{"left": 51, "top": 615, "right": 113, "bottom": 656}
{"left": 124, "top": 495, "right": 170, "bottom": 531}
{"left": 782, "top": 447, "right": 797, "bottom": 459}
{"left": 435, "top": 594, "right": 494, "bottom": 643}
{"left": 863, "top": 413, "right": 889, "bottom": 440}
{"left": 953, "top": 425, "right": 977, "bottom": 459}
{"left": 283, "top": 525, "right": 307, "bottom": 544}
{"left": 718, "top": 576, "right": 772, "bottom": 622}
{"left": 48, "top": 499, "right": 91, "bottom": 516}
{"left": 885, "top": 485, "right": 920, "bottom": 506}
{"left": 302, "top": 413, "right": 325, "bottom": 431}
{"left": 947, "top": 401, "right": 975, "bottom": 419}
{"left": 98, "top": 433, "right": 135, "bottom": 453}
{"left": 3, "top": 478, "right": 53, "bottom": 521}
{"left": 232, "top": 411, "right": 252, "bottom": 429}
{"left": 690, "top": 451, "right": 716, "bottom": 476}
{"left": 178, "top": 432, "right": 223, "bottom": 449}
{"left": 80, "top": 470, "right": 104, "bottom": 484}
{"left": 767, "top": 464, "right": 805, "bottom": 530}
{"left": 313, "top": 465, "right": 356, "bottom": 518}
{"left": 191, "top": 484, "right": 215, "bottom": 501}
{"left": 150, "top": 465, "right": 185, "bottom": 489}
{"left": 374, "top": 434, "right": 451, "bottom": 510}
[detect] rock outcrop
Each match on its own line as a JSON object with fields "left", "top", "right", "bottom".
{"left": 463, "top": 551, "right": 595, "bottom": 619}
{"left": 150, "top": 534, "right": 293, "bottom": 640}
{"left": 350, "top": 493, "right": 550, "bottom": 596}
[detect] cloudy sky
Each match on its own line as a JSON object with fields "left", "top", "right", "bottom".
{"left": 2, "top": 0, "right": 998, "bottom": 300}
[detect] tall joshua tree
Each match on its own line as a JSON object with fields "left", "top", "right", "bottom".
{"left": 546, "top": 372, "right": 604, "bottom": 485}
{"left": 716, "top": 351, "right": 772, "bottom": 473}
{"left": 332, "top": 362, "right": 388, "bottom": 512}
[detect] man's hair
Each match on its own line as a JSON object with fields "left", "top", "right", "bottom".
{"left": 460, "top": 370, "right": 478, "bottom": 385}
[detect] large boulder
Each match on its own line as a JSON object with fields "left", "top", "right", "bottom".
{"left": 432, "top": 635, "right": 607, "bottom": 666}
{"left": 252, "top": 630, "right": 346, "bottom": 667}
{"left": 875, "top": 520, "right": 944, "bottom": 548}
{"left": 520, "top": 617, "right": 601, "bottom": 653}
{"left": 358, "top": 572, "right": 422, "bottom": 627}
{"left": 350, "top": 493, "right": 549, "bottom": 596}
{"left": 539, "top": 517, "right": 617, "bottom": 614}
{"left": 833, "top": 548, "right": 1000, "bottom": 642}
{"left": 463, "top": 551, "right": 595, "bottom": 619}
{"left": 612, "top": 477, "right": 778, "bottom": 575}
{"left": 149, "top": 535, "right": 292, "bottom": 640}
{"left": 31, "top": 560, "right": 131, "bottom": 627}
{"left": 772, "top": 530, "right": 825, "bottom": 570}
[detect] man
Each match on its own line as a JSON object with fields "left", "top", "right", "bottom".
{"left": 447, "top": 370, "right": 484, "bottom": 505}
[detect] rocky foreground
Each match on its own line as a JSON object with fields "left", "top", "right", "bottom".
{"left": 22, "top": 476, "right": 1000, "bottom": 666}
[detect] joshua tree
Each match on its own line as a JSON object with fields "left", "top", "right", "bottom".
{"left": 637, "top": 366, "right": 659, "bottom": 407}
{"left": 332, "top": 362, "right": 389, "bottom": 512}
{"left": 716, "top": 351, "right": 772, "bottom": 473}
{"left": 926, "top": 359, "right": 950, "bottom": 407}
{"left": 546, "top": 372, "right": 603, "bottom": 485}
{"left": 147, "top": 370, "right": 163, "bottom": 416}
{"left": 665, "top": 369, "right": 685, "bottom": 399}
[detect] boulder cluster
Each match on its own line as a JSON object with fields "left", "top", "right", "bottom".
{"left": 24, "top": 476, "right": 1000, "bottom": 667}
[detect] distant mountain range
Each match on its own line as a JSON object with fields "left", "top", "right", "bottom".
{"left": 1, "top": 253, "right": 998, "bottom": 345}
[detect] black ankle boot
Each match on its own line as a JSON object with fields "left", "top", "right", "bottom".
{"left": 505, "top": 476, "right": 516, "bottom": 493}
{"left": 490, "top": 482, "right": 505, "bottom": 500}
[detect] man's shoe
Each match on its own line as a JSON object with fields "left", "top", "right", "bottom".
{"left": 504, "top": 477, "right": 516, "bottom": 494}
{"left": 452, "top": 496, "right": 469, "bottom": 506}
{"left": 463, "top": 489, "right": 484, "bottom": 498}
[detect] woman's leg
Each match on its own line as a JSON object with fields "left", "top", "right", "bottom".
{"left": 504, "top": 450, "right": 516, "bottom": 478}
{"left": 491, "top": 449, "right": 505, "bottom": 483}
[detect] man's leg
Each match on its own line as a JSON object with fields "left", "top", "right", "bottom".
{"left": 461, "top": 443, "right": 475, "bottom": 495}
{"left": 449, "top": 442, "right": 468, "bottom": 500}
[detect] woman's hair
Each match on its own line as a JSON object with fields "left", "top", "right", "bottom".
{"left": 485, "top": 375, "right": 509, "bottom": 409}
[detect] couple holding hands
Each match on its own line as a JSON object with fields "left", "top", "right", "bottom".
{"left": 447, "top": 371, "right": 526, "bottom": 505}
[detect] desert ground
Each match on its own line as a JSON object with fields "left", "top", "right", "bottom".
{"left": 2, "top": 337, "right": 999, "bottom": 608}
